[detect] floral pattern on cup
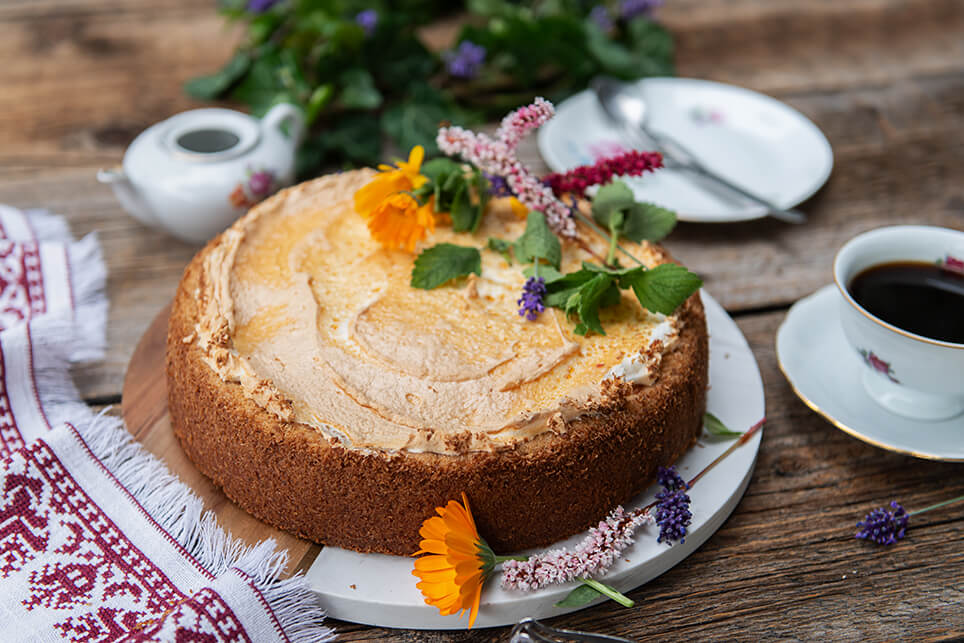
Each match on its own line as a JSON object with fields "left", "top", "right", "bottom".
{"left": 858, "top": 348, "right": 899, "bottom": 384}
{"left": 229, "top": 166, "right": 276, "bottom": 209}
{"left": 690, "top": 106, "right": 725, "bottom": 125}
{"left": 936, "top": 254, "right": 964, "bottom": 276}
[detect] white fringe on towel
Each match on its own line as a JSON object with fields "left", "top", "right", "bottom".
{"left": 65, "top": 232, "right": 108, "bottom": 362}
{"left": 74, "top": 410, "right": 334, "bottom": 642}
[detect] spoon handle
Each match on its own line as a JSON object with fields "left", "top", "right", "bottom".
{"left": 637, "top": 126, "right": 808, "bottom": 224}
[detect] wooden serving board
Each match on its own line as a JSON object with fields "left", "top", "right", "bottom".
{"left": 120, "top": 304, "right": 320, "bottom": 577}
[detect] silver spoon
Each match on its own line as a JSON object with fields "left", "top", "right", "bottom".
{"left": 591, "top": 76, "right": 808, "bottom": 224}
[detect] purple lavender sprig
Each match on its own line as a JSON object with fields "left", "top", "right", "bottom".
{"left": 444, "top": 41, "right": 486, "bottom": 79}
{"left": 517, "top": 276, "right": 546, "bottom": 321}
{"left": 856, "top": 501, "right": 908, "bottom": 546}
{"left": 654, "top": 465, "right": 691, "bottom": 545}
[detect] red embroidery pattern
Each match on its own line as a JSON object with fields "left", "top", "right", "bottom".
{"left": 122, "top": 588, "right": 252, "bottom": 642}
{"left": 0, "top": 239, "right": 46, "bottom": 329}
{"left": 1, "top": 438, "right": 250, "bottom": 641}
{"left": 0, "top": 341, "right": 26, "bottom": 456}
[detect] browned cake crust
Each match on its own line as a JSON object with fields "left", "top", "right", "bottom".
{"left": 167, "top": 236, "right": 708, "bottom": 556}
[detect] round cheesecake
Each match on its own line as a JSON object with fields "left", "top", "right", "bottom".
{"left": 166, "top": 169, "right": 708, "bottom": 555}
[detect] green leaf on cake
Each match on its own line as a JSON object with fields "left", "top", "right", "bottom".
{"left": 593, "top": 180, "right": 678, "bottom": 245}
{"left": 618, "top": 263, "right": 702, "bottom": 315}
{"left": 621, "top": 202, "right": 677, "bottom": 244}
{"left": 522, "top": 264, "right": 564, "bottom": 283}
{"left": 488, "top": 237, "right": 514, "bottom": 263}
{"left": 411, "top": 243, "right": 482, "bottom": 290}
{"left": 704, "top": 412, "right": 744, "bottom": 437}
{"left": 514, "top": 211, "right": 561, "bottom": 269}
{"left": 592, "top": 181, "right": 636, "bottom": 227}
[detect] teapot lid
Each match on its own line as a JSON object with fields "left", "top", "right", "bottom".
{"left": 160, "top": 108, "right": 260, "bottom": 163}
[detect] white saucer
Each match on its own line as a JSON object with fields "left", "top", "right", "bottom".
{"left": 777, "top": 285, "right": 964, "bottom": 461}
{"left": 305, "top": 291, "right": 765, "bottom": 629}
{"left": 537, "top": 77, "right": 833, "bottom": 222}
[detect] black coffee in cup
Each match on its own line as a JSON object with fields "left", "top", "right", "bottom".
{"left": 848, "top": 261, "right": 964, "bottom": 344}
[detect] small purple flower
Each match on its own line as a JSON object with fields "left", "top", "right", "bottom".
{"left": 657, "top": 465, "right": 688, "bottom": 493}
{"left": 247, "top": 0, "right": 281, "bottom": 13}
{"left": 619, "top": 0, "right": 664, "bottom": 20}
{"left": 355, "top": 9, "right": 377, "bottom": 36}
{"left": 589, "top": 6, "right": 614, "bottom": 31}
{"left": 485, "top": 173, "right": 512, "bottom": 197}
{"left": 444, "top": 41, "right": 486, "bottom": 79}
{"left": 655, "top": 489, "right": 691, "bottom": 545}
{"left": 518, "top": 276, "right": 546, "bottom": 321}
{"left": 248, "top": 170, "right": 274, "bottom": 196}
{"left": 654, "top": 465, "right": 691, "bottom": 545}
{"left": 856, "top": 501, "right": 908, "bottom": 546}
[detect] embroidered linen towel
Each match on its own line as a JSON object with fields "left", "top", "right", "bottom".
{"left": 0, "top": 206, "right": 332, "bottom": 642}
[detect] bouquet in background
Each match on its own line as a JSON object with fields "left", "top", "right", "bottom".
{"left": 187, "top": 0, "right": 674, "bottom": 174}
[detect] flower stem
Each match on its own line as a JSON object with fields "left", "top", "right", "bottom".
{"left": 686, "top": 417, "right": 765, "bottom": 489}
{"left": 634, "top": 417, "right": 765, "bottom": 517}
{"left": 579, "top": 578, "right": 634, "bottom": 607}
{"left": 606, "top": 223, "right": 619, "bottom": 265}
{"left": 572, "top": 211, "right": 644, "bottom": 267}
{"left": 909, "top": 494, "right": 964, "bottom": 516}
{"left": 495, "top": 554, "right": 529, "bottom": 564}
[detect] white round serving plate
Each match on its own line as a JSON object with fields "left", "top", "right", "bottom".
{"left": 776, "top": 284, "right": 964, "bottom": 461}
{"left": 537, "top": 77, "right": 833, "bottom": 222}
{"left": 305, "top": 291, "right": 765, "bottom": 629}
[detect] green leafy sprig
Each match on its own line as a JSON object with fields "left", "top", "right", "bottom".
{"left": 541, "top": 262, "right": 702, "bottom": 336}
{"left": 410, "top": 243, "right": 481, "bottom": 289}
{"left": 488, "top": 211, "right": 562, "bottom": 270}
{"left": 418, "top": 158, "right": 488, "bottom": 233}
{"left": 187, "top": 1, "right": 675, "bottom": 172}
{"left": 592, "top": 180, "right": 677, "bottom": 265}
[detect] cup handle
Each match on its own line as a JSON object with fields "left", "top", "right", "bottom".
{"left": 261, "top": 103, "right": 306, "bottom": 145}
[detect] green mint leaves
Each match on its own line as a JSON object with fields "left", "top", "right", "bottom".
{"left": 543, "top": 262, "right": 702, "bottom": 335}
{"left": 419, "top": 158, "right": 488, "bottom": 233}
{"left": 704, "top": 412, "right": 745, "bottom": 437}
{"left": 592, "top": 180, "right": 677, "bottom": 264}
{"left": 619, "top": 263, "right": 704, "bottom": 315}
{"left": 487, "top": 211, "right": 562, "bottom": 269}
{"left": 514, "top": 211, "right": 562, "bottom": 269}
{"left": 410, "top": 243, "right": 481, "bottom": 289}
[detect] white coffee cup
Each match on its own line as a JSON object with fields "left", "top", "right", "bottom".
{"left": 833, "top": 225, "right": 964, "bottom": 421}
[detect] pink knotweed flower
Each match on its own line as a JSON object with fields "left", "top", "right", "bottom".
{"left": 437, "top": 99, "right": 576, "bottom": 237}
{"left": 500, "top": 506, "right": 653, "bottom": 592}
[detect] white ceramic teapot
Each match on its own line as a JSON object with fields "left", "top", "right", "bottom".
{"left": 98, "top": 104, "right": 305, "bottom": 243}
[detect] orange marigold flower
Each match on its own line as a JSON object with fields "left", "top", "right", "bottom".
{"left": 412, "top": 493, "right": 496, "bottom": 629}
{"left": 366, "top": 192, "right": 435, "bottom": 252}
{"left": 354, "top": 145, "right": 428, "bottom": 218}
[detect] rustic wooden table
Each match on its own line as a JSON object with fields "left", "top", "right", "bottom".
{"left": 2, "top": 1, "right": 962, "bottom": 640}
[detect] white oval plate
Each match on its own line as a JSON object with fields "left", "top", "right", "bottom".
{"left": 306, "top": 291, "right": 765, "bottom": 629}
{"left": 777, "top": 284, "right": 964, "bottom": 461}
{"left": 537, "top": 77, "right": 834, "bottom": 222}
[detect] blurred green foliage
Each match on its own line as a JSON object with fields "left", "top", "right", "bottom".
{"left": 188, "top": 0, "right": 674, "bottom": 175}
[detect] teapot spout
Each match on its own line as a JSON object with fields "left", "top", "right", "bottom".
{"left": 97, "top": 168, "right": 159, "bottom": 227}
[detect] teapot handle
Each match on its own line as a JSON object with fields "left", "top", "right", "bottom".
{"left": 262, "top": 103, "right": 306, "bottom": 146}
